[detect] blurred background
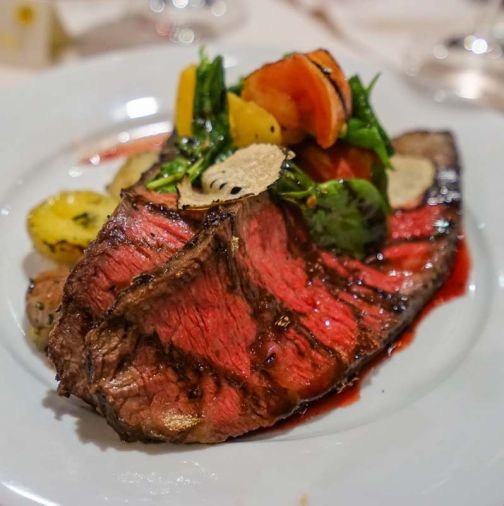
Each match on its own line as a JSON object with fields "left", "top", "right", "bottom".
{"left": 0, "top": 0, "right": 503, "bottom": 108}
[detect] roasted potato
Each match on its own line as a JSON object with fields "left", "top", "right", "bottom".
{"left": 107, "top": 151, "right": 159, "bottom": 200}
{"left": 27, "top": 190, "right": 117, "bottom": 264}
{"left": 26, "top": 266, "right": 69, "bottom": 350}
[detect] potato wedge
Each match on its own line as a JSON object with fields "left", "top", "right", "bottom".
{"left": 27, "top": 191, "right": 117, "bottom": 264}
{"left": 107, "top": 151, "right": 159, "bottom": 200}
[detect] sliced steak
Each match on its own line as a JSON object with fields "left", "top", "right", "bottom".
{"left": 79, "top": 130, "right": 462, "bottom": 443}
{"left": 48, "top": 139, "right": 196, "bottom": 401}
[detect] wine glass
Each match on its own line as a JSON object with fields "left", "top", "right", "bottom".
{"left": 126, "top": 0, "right": 246, "bottom": 45}
{"left": 403, "top": 0, "right": 504, "bottom": 110}
{"left": 57, "top": 0, "right": 246, "bottom": 57}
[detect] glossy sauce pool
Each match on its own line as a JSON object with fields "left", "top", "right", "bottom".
{"left": 269, "top": 236, "right": 471, "bottom": 433}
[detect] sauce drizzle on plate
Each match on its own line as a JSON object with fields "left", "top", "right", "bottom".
{"left": 269, "top": 236, "right": 470, "bottom": 433}
{"left": 81, "top": 133, "right": 169, "bottom": 165}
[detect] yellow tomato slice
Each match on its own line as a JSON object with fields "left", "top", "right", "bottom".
{"left": 175, "top": 64, "right": 197, "bottom": 137}
{"left": 228, "top": 92, "right": 282, "bottom": 147}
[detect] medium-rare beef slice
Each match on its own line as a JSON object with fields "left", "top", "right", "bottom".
{"left": 48, "top": 138, "right": 196, "bottom": 401}
{"left": 85, "top": 131, "right": 461, "bottom": 443}
{"left": 86, "top": 200, "right": 300, "bottom": 442}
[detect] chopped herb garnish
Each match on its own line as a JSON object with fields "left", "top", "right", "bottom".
{"left": 72, "top": 212, "right": 95, "bottom": 228}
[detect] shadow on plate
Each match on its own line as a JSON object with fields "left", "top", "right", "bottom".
{"left": 42, "top": 389, "right": 209, "bottom": 454}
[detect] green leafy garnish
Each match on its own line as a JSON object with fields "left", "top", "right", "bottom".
{"left": 302, "top": 180, "right": 388, "bottom": 257}
{"left": 343, "top": 75, "right": 394, "bottom": 165}
{"left": 273, "top": 161, "right": 388, "bottom": 258}
{"left": 146, "top": 49, "right": 233, "bottom": 192}
{"left": 342, "top": 75, "right": 394, "bottom": 209}
{"left": 273, "top": 74, "right": 393, "bottom": 257}
{"left": 147, "top": 51, "right": 391, "bottom": 259}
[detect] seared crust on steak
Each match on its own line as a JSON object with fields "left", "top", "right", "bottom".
{"left": 48, "top": 138, "right": 196, "bottom": 401}
{"left": 48, "top": 131, "right": 462, "bottom": 443}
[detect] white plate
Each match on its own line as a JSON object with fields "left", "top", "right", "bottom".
{"left": 0, "top": 45, "right": 503, "bottom": 506}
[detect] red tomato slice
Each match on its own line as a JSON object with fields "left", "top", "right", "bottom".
{"left": 297, "top": 141, "right": 374, "bottom": 182}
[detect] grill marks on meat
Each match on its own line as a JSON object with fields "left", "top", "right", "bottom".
{"left": 86, "top": 206, "right": 299, "bottom": 442}
{"left": 69, "top": 192, "right": 193, "bottom": 316}
{"left": 49, "top": 130, "right": 462, "bottom": 443}
{"left": 236, "top": 202, "right": 359, "bottom": 360}
{"left": 48, "top": 140, "right": 196, "bottom": 401}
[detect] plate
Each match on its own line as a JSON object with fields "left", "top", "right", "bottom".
{"left": 0, "top": 45, "right": 503, "bottom": 506}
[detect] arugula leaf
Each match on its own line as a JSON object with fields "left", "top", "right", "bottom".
{"left": 272, "top": 160, "right": 315, "bottom": 199}
{"left": 344, "top": 75, "right": 394, "bottom": 164}
{"left": 273, "top": 161, "right": 388, "bottom": 258}
{"left": 302, "top": 179, "right": 388, "bottom": 258}
{"left": 344, "top": 118, "right": 390, "bottom": 167}
{"left": 340, "top": 74, "right": 394, "bottom": 209}
{"left": 146, "top": 49, "right": 233, "bottom": 193}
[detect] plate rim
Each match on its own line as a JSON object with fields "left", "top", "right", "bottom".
{"left": 1, "top": 43, "right": 503, "bottom": 506}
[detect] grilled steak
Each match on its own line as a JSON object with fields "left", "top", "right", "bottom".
{"left": 48, "top": 139, "right": 195, "bottom": 401}
{"left": 49, "top": 130, "right": 462, "bottom": 443}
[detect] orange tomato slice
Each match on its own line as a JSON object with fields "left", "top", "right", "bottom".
{"left": 242, "top": 52, "right": 348, "bottom": 148}
{"left": 305, "top": 49, "right": 352, "bottom": 117}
